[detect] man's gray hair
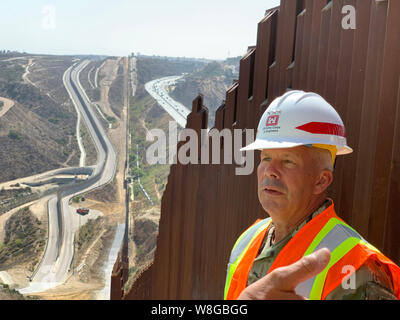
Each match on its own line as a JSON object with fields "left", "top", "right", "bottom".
{"left": 309, "top": 147, "right": 334, "bottom": 172}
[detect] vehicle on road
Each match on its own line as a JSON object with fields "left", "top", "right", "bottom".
{"left": 76, "top": 208, "right": 89, "bottom": 215}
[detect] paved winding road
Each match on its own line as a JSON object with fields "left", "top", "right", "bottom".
{"left": 19, "top": 60, "right": 117, "bottom": 294}
{"left": 144, "top": 75, "right": 190, "bottom": 128}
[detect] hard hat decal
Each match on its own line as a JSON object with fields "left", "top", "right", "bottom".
{"left": 295, "top": 122, "right": 346, "bottom": 137}
{"left": 263, "top": 111, "right": 281, "bottom": 134}
{"left": 266, "top": 115, "right": 280, "bottom": 126}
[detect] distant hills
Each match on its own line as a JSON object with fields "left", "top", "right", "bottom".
{"left": 135, "top": 56, "right": 206, "bottom": 84}
{"left": 169, "top": 56, "right": 240, "bottom": 127}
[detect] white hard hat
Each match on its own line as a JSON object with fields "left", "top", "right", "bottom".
{"left": 241, "top": 90, "right": 353, "bottom": 160}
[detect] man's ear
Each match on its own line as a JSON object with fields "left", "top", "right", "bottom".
{"left": 313, "top": 169, "right": 333, "bottom": 195}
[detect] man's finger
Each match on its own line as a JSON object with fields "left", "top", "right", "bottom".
{"left": 271, "top": 248, "right": 331, "bottom": 291}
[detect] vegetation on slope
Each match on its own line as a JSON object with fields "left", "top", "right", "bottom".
{"left": 136, "top": 57, "right": 206, "bottom": 84}
{"left": 0, "top": 207, "right": 46, "bottom": 271}
{"left": 128, "top": 86, "right": 171, "bottom": 207}
{"left": 126, "top": 55, "right": 240, "bottom": 288}
{"left": 0, "top": 56, "right": 81, "bottom": 182}
{"left": 169, "top": 57, "right": 240, "bottom": 127}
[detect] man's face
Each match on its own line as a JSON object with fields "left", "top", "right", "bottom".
{"left": 257, "top": 146, "right": 320, "bottom": 219}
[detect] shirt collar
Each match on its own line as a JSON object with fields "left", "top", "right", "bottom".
{"left": 270, "top": 198, "right": 332, "bottom": 245}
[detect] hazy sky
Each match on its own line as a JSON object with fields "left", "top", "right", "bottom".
{"left": 0, "top": 0, "right": 281, "bottom": 60}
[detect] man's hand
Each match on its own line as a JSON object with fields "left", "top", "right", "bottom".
{"left": 237, "top": 248, "right": 331, "bottom": 300}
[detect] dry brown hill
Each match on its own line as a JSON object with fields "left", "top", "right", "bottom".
{"left": 0, "top": 100, "right": 79, "bottom": 182}
{"left": 0, "top": 56, "right": 81, "bottom": 183}
{"left": 169, "top": 59, "right": 240, "bottom": 127}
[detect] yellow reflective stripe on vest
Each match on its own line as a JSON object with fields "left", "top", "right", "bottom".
{"left": 303, "top": 218, "right": 358, "bottom": 257}
{"left": 224, "top": 219, "right": 271, "bottom": 299}
{"left": 296, "top": 218, "right": 363, "bottom": 298}
{"left": 230, "top": 218, "right": 272, "bottom": 265}
{"left": 309, "top": 237, "right": 362, "bottom": 300}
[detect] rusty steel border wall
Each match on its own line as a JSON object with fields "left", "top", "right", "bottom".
{"left": 111, "top": 0, "right": 400, "bottom": 299}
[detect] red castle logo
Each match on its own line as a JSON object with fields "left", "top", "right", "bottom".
{"left": 266, "top": 115, "right": 280, "bottom": 127}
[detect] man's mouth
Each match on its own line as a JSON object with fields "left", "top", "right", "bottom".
{"left": 262, "top": 186, "right": 284, "bottom": 195}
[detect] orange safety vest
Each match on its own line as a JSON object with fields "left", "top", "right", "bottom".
{"left": 224, "top": 201, "right": 400, "bottom": 300}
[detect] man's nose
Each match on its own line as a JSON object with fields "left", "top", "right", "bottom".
{"left": 262, "top": 159, "right": 280, "bottom": 179}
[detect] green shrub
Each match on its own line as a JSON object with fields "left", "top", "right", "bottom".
{"left": 48, "top": 118, "right": 59, "bottom": 124}
{"left": 8, "top": 130, "right": 21, "bottom": 140}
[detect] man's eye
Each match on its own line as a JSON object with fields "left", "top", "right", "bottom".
{"left": 284, "top": 159, "right": 294, "bottom": 164}
{"left": 262, "top": 157, "right": 271, "bottom": 162}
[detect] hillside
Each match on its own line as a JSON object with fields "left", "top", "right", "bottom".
{"left": 136, "top": 56, "right": 206, "bottom": 84}
{"left": 124, "top": 56, "right": 209, "bottom": 286}
{"left": 0, "top": 101, "right": 78, "bottom": 182}
{"left": 0, "top": 284, "right": 38, "bottom": 300}
{"left": 119, "top": 56, "right": 241, "bottom": 289}
{"left": 127, "top": 56, "right": 211, "bottom": 208}
{"left": 0, "top": 207, "right": 46, "bottom": 270}
{"left": 0, "top": 52, "right": 134, "bottom": 300}
{"left": 0, "top": 55, "right": 81, "bottom": 182}
{"left": 169, "top": 57, "right": 240, "bottom": 127}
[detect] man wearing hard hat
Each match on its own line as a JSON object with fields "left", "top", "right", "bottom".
{"left": 224, "top": 91, "right": 400, "bottom": 300}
